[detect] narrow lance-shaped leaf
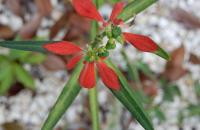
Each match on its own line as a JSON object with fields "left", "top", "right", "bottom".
{"left": 0, "top": 63, "right": 14, "bottom": 95}
{"left": 14, "top": 63, "right": 35, "bottom": 90}
{"left": 41, "top": 61, "right": 84, "bottom": 130}
{"left": 105, "top": 60, "right": 154, "bottom": 130}
{"left": 154, "top": 46, "right": 170, "bottom": 60}
{"left": 0, "top": 41, "right": 57, "bottom": 53}
{"left": 118, "top": 0, "right": 158, "bottom": 22}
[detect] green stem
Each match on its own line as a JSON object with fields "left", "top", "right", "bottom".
{"left": 88, "top": 1, "right": 101, "bottom": 130}
{"left": 89, "top": 88, "right": 100, "bottom": 130}
{"left": 91, "top": 21, "right": 99, "bottom": 48}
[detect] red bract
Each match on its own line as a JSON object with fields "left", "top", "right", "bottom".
{"left": 79, "top": 62, "right": 96, "bottom": 88}
{"left": 97, "top": 61, "right": 120, "bottom": 90}
{"left": 44, "top": 41, "right": 83, "bottom": 70}
{"left": 43, "top": 41, "right": 82, "bottom": 55}
{"left": 109, "top": 2, "right": 125, "bottom": 25}
{"left": 43, "top": 41, "right": 120, "bottom": 90}
{"left": 72, "top": 0, "right": 123, "bottom": 25}
{"left": 72, "top": 0, "right": 104, "bottom": 22}
{"left": 67, "top": 54, "right": 83, "bottom": 70}
{"left": 123, "top": 32, "right": 158, "bottom": 52}
{"left": 72, "top": 0, "right": 160, "bottom": 53}
{"left": 79, "top": 60, "right": 120, "bottom": 90}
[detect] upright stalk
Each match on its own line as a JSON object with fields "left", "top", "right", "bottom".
{"left": 88, "top": 1, "right": 101, "bottom": 130}
{"left": 89, "top": 88, "right": 100, "bottom": 130}
{"left": 89, "top": 22, "right": 100, "bottom": 130}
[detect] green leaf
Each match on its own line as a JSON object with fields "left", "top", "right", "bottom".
{"left": 41, "top": 61, "right": 84, "bottom": 130}
{"left": 9, "top": 50, "right": 31, "bottom": 60}
{"left": 154, "top": 46, "right": 170, "bottom": 60}
{"left": 14, "top": 64, "right": 35, "bottom": 90}
{"left": 0, "top": 41, "right": 56, "bottom": 53}
{"left": 9, "top": 49, "right": 46, "bottom": 64}
{"left": 0, "top": 63, "right": 14, "bottom": 95}
{"left": 118, "top": 0, "right": 158, "bottom": 22}
{"left": 105, "top": 60, "right": 154, "bottom": 130}
{"left": 0, "top": 55, "right": 7, "bottom": 63}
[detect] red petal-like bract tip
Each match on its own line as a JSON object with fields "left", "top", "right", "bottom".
{"left": 72, "top": 0, "right": 104, "bottom": 22}
{"left": 43, "top": 41, "right": 82, "bottom": 55}
{"left": 97, "top": 61, "right": 120, "bottom": 90}
{"left": 123, "top": 32, "right": 158, "bottom": 52}
{"left": 110, "top": 2, "right": 125, "bottom": 25}
{"left": 79, "top": 62, "right": 96, "bottom": 89}
{"left": 66, "top": 54, "right": 83, "bottom": 70}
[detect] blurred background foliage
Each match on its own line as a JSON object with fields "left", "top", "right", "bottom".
{"left": 0, "top": 49, "right": 45, "bottom": 95}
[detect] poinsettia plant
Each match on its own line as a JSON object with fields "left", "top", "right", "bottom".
{"left": 0, "top": 0, "right": 169, "bottom": 130}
